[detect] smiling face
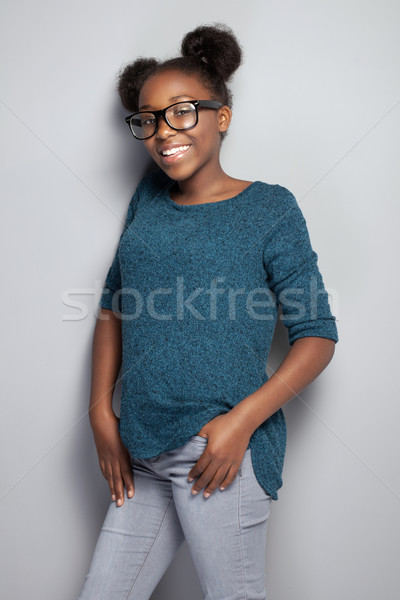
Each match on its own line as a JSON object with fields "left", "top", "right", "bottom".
{"left": 138, "top": 69, "right": 231, "bottom": 183}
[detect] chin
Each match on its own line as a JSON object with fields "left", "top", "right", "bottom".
{"left": 156, "top": 161, "right": 196, "bottom": 182}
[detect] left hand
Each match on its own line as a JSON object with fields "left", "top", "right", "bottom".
{"left": 187, "top": 411, "right": 252, "bottom": 498}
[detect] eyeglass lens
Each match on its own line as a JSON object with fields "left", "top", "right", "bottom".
{"left": 130, "top": 102, "right": 197, "bottom": 139}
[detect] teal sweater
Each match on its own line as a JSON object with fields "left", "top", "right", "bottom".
{"left": 99, "top": 169, "right": 339, "bottom": 500}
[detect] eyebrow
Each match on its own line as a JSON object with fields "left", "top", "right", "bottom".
{"left": 139, "top": 94, "right": 197, "bottom": 110}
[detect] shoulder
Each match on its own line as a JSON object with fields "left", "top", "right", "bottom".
{"left": 251, "top": 181, "right": 305, "bottom": 225}
{"left": 254, "top": 181, "right": 298, "bottom": 209}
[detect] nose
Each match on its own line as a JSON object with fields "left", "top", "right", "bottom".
{"left": 155, "top": 115, "right": 176, "bottom": 139}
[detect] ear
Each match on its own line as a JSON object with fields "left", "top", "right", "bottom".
{"left": 218, "top": 106, "right": 232, "bottom": 133}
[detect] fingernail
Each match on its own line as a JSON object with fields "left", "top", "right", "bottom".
{"left": 117, "top": 499, "right": 122, "bottom": 506}
{"left": 220, "top": 487, "right": 225, "bottom": 491}
{"left": 111, "top": 494, "right": 116, "bottom": 501}
{"left": 188, "top": 476, "right": 194, "bottom": 482}
{"left": 204, "top": 492, "right": 210, "bottom": 498}
{"left": 127, "top": 490, "right": 133, "bottom": 498}
{"left": 191, "top": 488, "right": 198, "bottom": 495}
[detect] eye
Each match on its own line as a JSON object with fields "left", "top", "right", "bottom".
{"left": 174, "top": 108, "right": 191, "bottom": 117}
{"left": 171, "top": 103, "right": 195, "bottom": 118}
{"left": 142, "top": 116, "right": 156, "bottom": 126}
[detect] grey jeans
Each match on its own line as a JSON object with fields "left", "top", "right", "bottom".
{"left": 78, "top": 435, "right": 272, "bottom": 600}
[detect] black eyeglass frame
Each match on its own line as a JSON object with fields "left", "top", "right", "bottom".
{"left": 125, "top": 100, "right": 223, "bottom": 140}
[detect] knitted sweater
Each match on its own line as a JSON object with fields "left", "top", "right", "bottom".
{"left": 98, "top": 169, "right": 339, "bottom": 500}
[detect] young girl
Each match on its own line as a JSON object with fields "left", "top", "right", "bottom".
{"left": 79, "top": 23, "right": 338, "bottom": 600}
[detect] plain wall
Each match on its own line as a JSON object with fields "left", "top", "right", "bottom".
{"left": 1, "top": 1, "right": 399, "bottom": 598}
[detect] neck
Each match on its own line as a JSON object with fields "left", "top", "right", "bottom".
{"left": 171, "top": 162, "right": 233, "bottom": 203}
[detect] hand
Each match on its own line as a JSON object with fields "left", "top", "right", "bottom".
{"left": 91, "top": 412, "right": 134, "bottom": 506}
{"left": 187, "top": 412, "right": 252, "bottom": 498}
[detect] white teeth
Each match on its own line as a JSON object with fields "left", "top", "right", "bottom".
{"left": 162, "top": 145, "right": 190, "bottom": 156}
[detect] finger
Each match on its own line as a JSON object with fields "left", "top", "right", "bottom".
{"left": 121, "top": 461, "right": 135, "bottom": 499}
{"left": 218, "top": 464, "right": 238, "bottom": 491}
{"left": 191, "top": 462, "right": 219, "bottom": 495}
{"left": 187, "top": 454, "right": 212, "bottom": 483}
{"left": 203, "top": 464, "right": 232, "bottom": 498}
{"left": 102, "top": 462, "right": 117, "bottom": 501}
{"left": 112, "top": 462, "right": 125, "bottom": 507}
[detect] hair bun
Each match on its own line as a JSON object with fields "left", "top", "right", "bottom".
{"left": 181, "top": 23, "right": 242, "bottom": 81}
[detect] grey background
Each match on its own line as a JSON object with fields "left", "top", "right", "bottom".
{"left": 1, "top": 1, "right": 399, "bottom": 599}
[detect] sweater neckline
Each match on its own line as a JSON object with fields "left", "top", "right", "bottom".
{"left": 162, "top": 178, "right": 261, "bottom": 210}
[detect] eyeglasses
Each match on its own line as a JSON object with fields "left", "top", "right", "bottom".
{"left": 125, "top": 100, "right": 223, "bottom": 140}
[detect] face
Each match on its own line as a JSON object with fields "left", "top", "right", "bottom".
{"left": 138, "top": 70, "right": 231, "bottom": 182}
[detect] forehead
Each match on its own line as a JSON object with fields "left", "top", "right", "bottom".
{"left": 139, "top": 70, "right": 211, "bottom": 110}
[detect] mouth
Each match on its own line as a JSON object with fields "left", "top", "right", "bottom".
{"left": 159, "top": 144, "right": 191, "bottom": 163}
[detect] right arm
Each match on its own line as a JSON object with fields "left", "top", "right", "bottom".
{"left": 89, "top": 174, "right": 151, "bottom": 504}
{"left": 89, "top": 308, "right": 134, "bottom": 506}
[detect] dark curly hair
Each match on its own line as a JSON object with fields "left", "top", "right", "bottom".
{"left": 117, "top": 23, "right": 243, "bottom": 139}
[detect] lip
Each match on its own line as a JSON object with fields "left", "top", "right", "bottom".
{"left": 158, "top": 143, "right": 191, "bottom": 164}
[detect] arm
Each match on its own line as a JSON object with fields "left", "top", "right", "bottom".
{"left": 230, "top": 336, "right": 335, "bottom": 433}
{"left": 188, "top": 336, "right": 335, "bottom": 496}
{"left": 88, "top": 181, "right": 143, "bottom": 505}
{"left": 188, "top": 187, "right": 339, "bottom": 497}
{"left": 89, "top": 308, "right": 134, "bottom": 506}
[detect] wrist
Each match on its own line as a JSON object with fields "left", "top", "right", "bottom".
{"left": 89, "top": 403, "right": 117, "bottom": 429}
{"left": 230, "top": 398, "right": 260, "bottom": 438}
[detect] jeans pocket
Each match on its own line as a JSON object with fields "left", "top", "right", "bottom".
{"left": 190, "top": 434, "right": 208, "bottom": 443}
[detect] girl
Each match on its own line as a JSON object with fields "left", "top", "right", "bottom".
{"left": 79, "top": 23, "right": 338, "bottom": 600}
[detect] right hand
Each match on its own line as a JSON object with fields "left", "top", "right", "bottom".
{"left": 91, "top": 412, "right": 134, "bottom": 506}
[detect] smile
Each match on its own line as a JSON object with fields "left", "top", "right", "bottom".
{"left": 161, "top": 145, "right": 191, "bottom": 157}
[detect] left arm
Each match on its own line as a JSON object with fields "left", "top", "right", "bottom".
{"left": 188, "top": 186, "right": 339, "bottom": 497}
{"left": 188, "top": 336, "right": 335, "bottom": 497}
{"left": 230, "top": 336, "right": 335, "bottom": 434}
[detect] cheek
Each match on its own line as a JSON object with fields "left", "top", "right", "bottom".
{"left": 143, "top": 140, "right": 157, "bottom": 156}
{"left": 198, "top": 129, "right": 221, "bottom": 154}
{"left": 198, "top": 118, "right": 222, "bottom": 147}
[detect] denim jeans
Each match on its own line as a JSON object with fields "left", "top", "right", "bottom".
{"left": 78, "top": 435, "right": 272, "bottom": 600}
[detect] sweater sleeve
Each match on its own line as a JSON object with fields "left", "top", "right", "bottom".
{"left": 98, "top": 187, "right": 140, "bottom": 314}
{"left": 262, "top": 186, "right": 339, "bottom": 346}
